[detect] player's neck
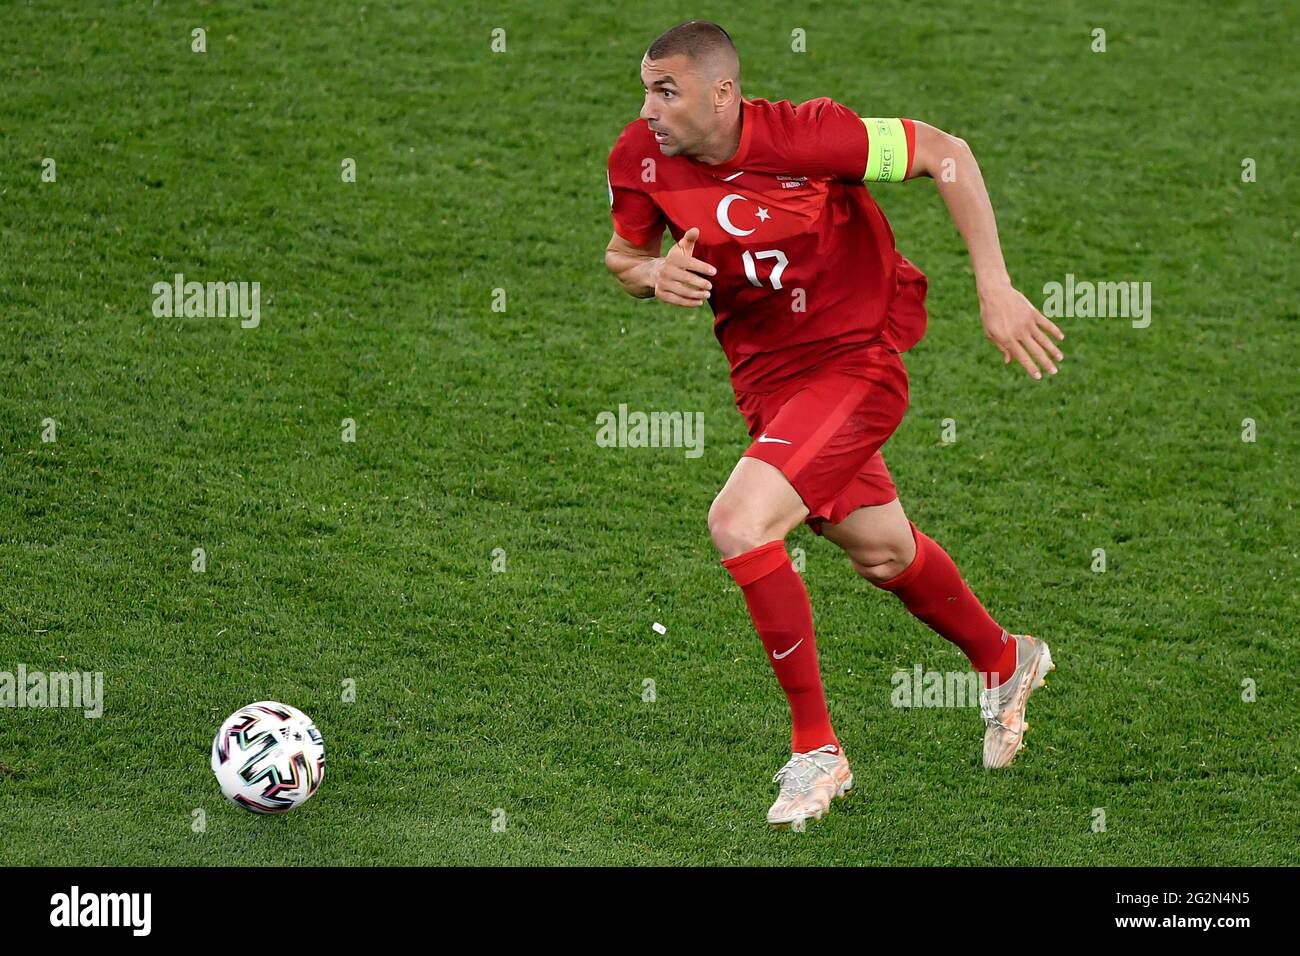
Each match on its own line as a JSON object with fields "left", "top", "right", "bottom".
{"left": 691, "top": 102, "right": 744, "bottom": 166}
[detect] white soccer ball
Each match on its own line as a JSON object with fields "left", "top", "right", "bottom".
{"left": 211, "top": 701, "right": 326, "bottom": 813}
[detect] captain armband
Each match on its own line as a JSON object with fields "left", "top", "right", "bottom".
{"left": 862, "top": 117, "right": 909, "bottom": 183}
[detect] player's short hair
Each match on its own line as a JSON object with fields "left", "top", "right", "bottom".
{"left": 646, "top": 20, "right": 739, "bottom": 82}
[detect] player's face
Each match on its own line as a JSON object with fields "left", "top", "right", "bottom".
{"left": 639, "top": 54, "right": 714, "bottom": 158}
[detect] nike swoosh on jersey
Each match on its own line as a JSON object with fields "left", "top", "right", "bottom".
{"left": 758, "top": 434, "right": 792, "bottom": 444}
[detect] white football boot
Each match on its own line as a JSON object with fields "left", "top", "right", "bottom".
{"left": 980, "top": 633, "right": 1055, "bottom": 769}
{"left": 767, "top": 744, "right": 853, "bottom": 827}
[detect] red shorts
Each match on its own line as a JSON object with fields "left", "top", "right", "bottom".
{"left": 735, "top": 342, "right": 908, "bottom": 535}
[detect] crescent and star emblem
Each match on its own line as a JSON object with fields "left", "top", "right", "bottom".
{"left": 715, "top": 193, "right": 770, "bottom": 237}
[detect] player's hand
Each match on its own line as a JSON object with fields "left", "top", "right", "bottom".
{"left": 978, "top": 282, "right": 1065, "bottom": 380}
{"left": 651, "top": 227, "right": 716, "bottom": 308}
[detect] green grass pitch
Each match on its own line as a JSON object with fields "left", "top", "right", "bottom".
{"left": 1, "top": 0, "right": 1296, "bottom": 865}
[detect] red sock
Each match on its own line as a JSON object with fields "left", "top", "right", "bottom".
{"left": 874, "top": 522, "right": 1017, "bottom": 687}
{"left": 722, "top": 540, "right": 839, "bottom": 754}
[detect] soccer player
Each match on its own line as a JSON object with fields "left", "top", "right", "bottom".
{"left": 604, "top": 21, "right": 1064, "bottom": 826}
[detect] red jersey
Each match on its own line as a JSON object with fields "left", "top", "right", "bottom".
{"left": 608, "top": 97, "right": 928, "bottom": 393}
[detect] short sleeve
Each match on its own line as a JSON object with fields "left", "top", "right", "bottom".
{"left": 788, "top": 98, "right": 870, "bottom": 182}
{"left": 785, "top": 98, "right": 915, "bottom": 183}
{"left": 607, "top": 131, "right": 666, "bottom": 247}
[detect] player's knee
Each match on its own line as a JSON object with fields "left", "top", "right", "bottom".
{"left": 852, "top": 555, "right": 908, "bottom": 583}
{"left": 849, "top": 544, "right": 911, "bottom": 583}
{"left": 708, "top": 499, "right": 776, "bottom": 559}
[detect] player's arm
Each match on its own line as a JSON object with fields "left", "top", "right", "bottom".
{"left": 605, "top": 227, "right": 716, "bottom": 308}
{"left": 896, "top": 119, "right": 1065, "bottom": 380}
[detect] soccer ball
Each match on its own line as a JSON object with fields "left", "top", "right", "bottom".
{"left": 211, "top": 701, "right": 326, "bottom": 813}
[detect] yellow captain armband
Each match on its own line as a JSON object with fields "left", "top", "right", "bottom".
{"left": 862, "top": 117, "right": 909, "bottom": 183}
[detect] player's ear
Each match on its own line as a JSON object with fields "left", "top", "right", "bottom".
{"left": 713, "top": 77, "right": 735, "bottom": 111}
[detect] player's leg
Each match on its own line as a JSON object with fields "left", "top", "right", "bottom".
{"left": 821, "top": 496, "right": 1016, "bottom": 686}
{"left": 708, "top": 455, "right": 807, "bottom": 560}
{"left": 711, "top": 458, "right": 844, "bottom": 755}
{"left": 817, "top": 495, "right": 915, "bottom": 583}
{"left": 820, "top": 495, "right": 1054, "bottom": 768}
{"left": 711, "top": 449, "right": 851, "bottom": 826}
